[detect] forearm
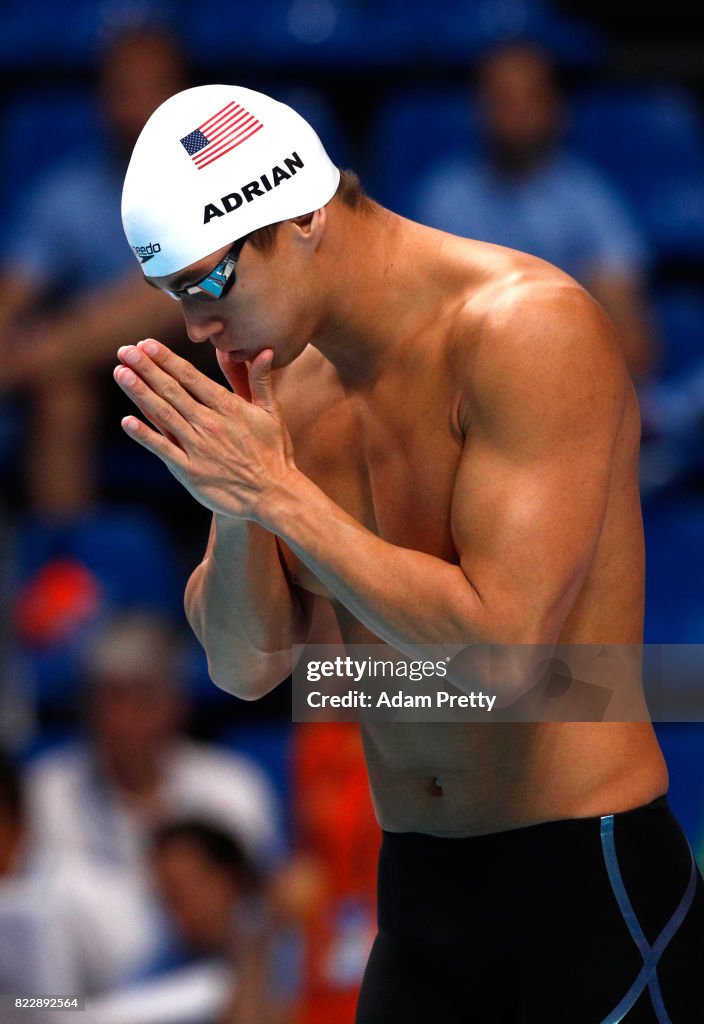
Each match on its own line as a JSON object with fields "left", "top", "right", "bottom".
{"left": 259, "top": 471, "right": 489, "bottom": 654}
{"left": 258, "top": 474, "right": 554, "bottom": 705}
{"left": 185, "top": 513, "right": 305, "bottom": 697}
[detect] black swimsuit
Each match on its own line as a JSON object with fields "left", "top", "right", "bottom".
{"left": 356, "top": 796, "right": 704, "bottom": 1023}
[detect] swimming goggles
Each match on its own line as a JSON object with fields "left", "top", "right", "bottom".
{"left": 165, "top": 233, "right": 251, "bottom": 301}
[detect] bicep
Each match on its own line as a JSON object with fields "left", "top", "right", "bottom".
{"left": 452, "top": 434, "right": 611, "bottom": 643}
{"left": 451, "top": 296, "right": 626, "bottom": 643}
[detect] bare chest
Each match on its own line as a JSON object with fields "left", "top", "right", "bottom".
{"left": 279, "top": 380, "right": 463, "bottom": 594}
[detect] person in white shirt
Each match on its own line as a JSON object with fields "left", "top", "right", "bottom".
{"left": 25, "top": 612, "right": 282, "bottom": 892}
{"left": 0, "top": 749, "right": 151, "bottom": 1022}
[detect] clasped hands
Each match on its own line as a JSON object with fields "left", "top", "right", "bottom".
{"left": 114, "top": 339, "right": 297, "bottom": 522}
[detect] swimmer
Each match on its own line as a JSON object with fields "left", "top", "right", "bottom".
{"left": 117, "top": 86, "right": 704, "bottom": 1021}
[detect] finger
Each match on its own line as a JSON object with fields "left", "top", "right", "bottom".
{"left": 216, "top": 349, "right": 252, "bottom": 402}
{"left": 114, "top": 364, "right": 193, "bottom": 442}
{"left": 248, "top": 349, "right": 277, "bottom": 411}
{"left": 133, "top": 339, "right": 224, "bottom": 408}
{"left": 118, "top": 344, "right": 208, "bottom": 422}
{"left": 121, "top": 414, "right": 190, "bottom": 471}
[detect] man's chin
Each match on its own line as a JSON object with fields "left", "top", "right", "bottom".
{"left": 218, "top": 341, "right": 305, "bottom": 371}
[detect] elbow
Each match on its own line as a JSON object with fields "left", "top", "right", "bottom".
{"left": 207, "top": 652, "right": 292, "bottom": 701}
{"left": 447, "top": 609, "right": 562, "bottom": 708}
{"left": 447, "top": 643, "right": 549, "bottom": 707}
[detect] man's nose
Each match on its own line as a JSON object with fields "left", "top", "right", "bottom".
{"left": 181, "top": 305, "right": 224, "bottom": 345}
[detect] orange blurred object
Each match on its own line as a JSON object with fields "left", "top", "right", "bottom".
{"left": 291, "top": 722, "right": 380, "bottom": 1024}
{"left": 14, "top": 559, "right": 103, "bottom": 647}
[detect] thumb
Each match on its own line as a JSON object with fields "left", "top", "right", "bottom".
{"left": 248, "top": 349, "right": 277, "bottom": 411}
{"left": 216, "top": 350, "right": 252, "bottom": 403}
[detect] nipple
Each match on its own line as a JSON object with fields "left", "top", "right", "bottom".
{"left": 430, "top": 775, "right": 444, "bottom": 797}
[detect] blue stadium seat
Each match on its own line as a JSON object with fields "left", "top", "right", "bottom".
{"left": 640, "top": 293, "right": 704, "bottom": 492}
{"left": 183, "top": 0, "right": 392, "bottom": 69}
{"left": 643, "top": 492, "right": 704, "bottom": 644}
{"left": 270, "top": 85, "right": 353, "bottom": 169}
{"left": 654, "top": 723, "right": 704, "bottom": 848}
{"left": 0, "top": 0, "right": 178, "bottom": 68}
{"left": 0, "top": 0, "right": 66, "bottom": 68}
{"left": 13, "top": 509, "right": 186, "bottom": 706}
{"left": 570, "top": 87, "right": 704, "bottom": 258}
{"left": 368, "top": 90, "right": 479, "bottom": 213}
{"left": 368, "top": 0, "right": 604, "bottom": 64}
{"left": 1, "top": 0, "right": 96, "bottom": 67}
{"left": 1, "top": 0, "right": 603, "bottom": 71}
{"left": 0, "top": 91, "right": 103, "bottom": 214}
{"left": 653, "top": 287, "right": 704, "bottom": 382}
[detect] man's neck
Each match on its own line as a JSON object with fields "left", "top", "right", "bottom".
{"left": 309, "top": 208, "right": 456, "bottom": 388}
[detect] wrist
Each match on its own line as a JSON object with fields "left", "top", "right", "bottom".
{"left": 208, "top": 514, "right": 258, "bottom": 568}
{"left": 251, "top": 466, "right": 308, "bottom": 533}
{"left": 213, "top": 510, "right": 247, "bottom": 531}
{"left": 211, "top": 511, "right": 269, "bottom": 551}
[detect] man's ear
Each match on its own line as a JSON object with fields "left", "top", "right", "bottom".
{"left": 291, "top": 207, "right": 326, "bottom": 249}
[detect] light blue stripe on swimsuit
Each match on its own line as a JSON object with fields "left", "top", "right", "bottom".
{"left": 599, "top": 812, "right": 697, "bottom": 1024}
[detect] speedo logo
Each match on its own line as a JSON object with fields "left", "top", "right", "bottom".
{"left": 132, "top": 241, "right": 162, "bottom": 263}
{"left": 203, "top": 151, "right": 304, "bottom": 225}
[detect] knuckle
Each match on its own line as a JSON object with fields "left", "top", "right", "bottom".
{"left": 191, "top": 431, "right": 209, "bottom": 455}
{"left": 200, "top": 415, "right": 220, "bottom": 436}
{"left": 181, "top": 367, "right": 197, "bottom": 389}
{"left": 159, "top": 402, "right": 174, "bottom": 423}
{"left": 162, "top": 381, "right": 179, "bottom": 403}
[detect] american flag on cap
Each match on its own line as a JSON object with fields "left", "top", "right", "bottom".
{"left": 180, "top": 101, "right": 264, "bottom": 170}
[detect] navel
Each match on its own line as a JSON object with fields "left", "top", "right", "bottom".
{"left": 429, "top": 775, "right": 444, "bottom": 797}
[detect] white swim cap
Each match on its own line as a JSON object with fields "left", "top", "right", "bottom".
{"left": 122, "top": 84, "right": 341, "bottom": 278}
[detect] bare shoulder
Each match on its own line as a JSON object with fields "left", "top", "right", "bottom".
{"left": 454, "top": 256, "right": 630, "bottom": 438}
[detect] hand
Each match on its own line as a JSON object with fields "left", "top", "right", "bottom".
{"left": 216, "top": 348, "right": 253, "bottom": 403}
{"left": 114, "top": 339, "right": 297, "bottom": 520}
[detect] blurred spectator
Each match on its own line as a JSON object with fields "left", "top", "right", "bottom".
{"left": 86, "top": 820, "right": 287, "bottom": 1024}
{"left": 25, "top": 611, "right": 283, "bottom": 892}
{"left": 0, "top": 25, "right": 189, "bottom": 517}
{"left": 412, "top": 41, "right": 655, "bottom": 379}
{"left": 152, "top": 820, "right": 292, "bottom": 1024}
{"left": 0, "top": 748, "right": 150, "bottom": 1019}
{"left": 219, "top": 720, "right": 379, "bottom": 1024}
{"left": 151, "top": 821, "right": 260, "bottom": 968}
